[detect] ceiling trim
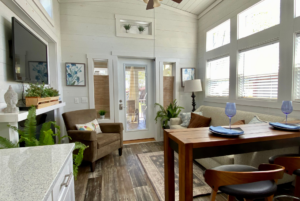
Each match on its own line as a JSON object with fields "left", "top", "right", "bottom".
{"left": 197, "top": 0, "right": 223, "bottom": 19}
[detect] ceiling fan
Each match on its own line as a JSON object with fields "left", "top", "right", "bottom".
{"left": 143, "top": 0, "right": 183, "bottom": 10}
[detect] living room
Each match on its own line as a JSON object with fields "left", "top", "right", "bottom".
{"left": 0, "top": 0, "right": 300, "bottom": 201}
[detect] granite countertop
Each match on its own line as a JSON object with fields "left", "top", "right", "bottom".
{"left": 0, "top": 143, "right": 75, "bottom": 201}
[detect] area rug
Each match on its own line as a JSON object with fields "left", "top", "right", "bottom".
{"left": 137, "top": 151, "right": 213, "bottom": 201}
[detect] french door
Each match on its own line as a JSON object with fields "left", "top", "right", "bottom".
{"left": 117, "top": 58, "right": 155, "bottom": 141}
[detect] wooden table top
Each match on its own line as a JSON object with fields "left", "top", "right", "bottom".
{"left": 165, "top": 122, "right": 300, "bottom": 148}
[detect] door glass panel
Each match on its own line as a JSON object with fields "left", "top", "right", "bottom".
{"left": 125, "top": 65, "right": 147, "bottom": 131}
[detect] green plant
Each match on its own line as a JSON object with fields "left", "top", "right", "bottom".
{"left": 124, "top": 24, "right": 131, "bottom": 31}
{"left": 26, "top": 83, "right": 59, "bottom": 98}
{"left": 138, "top": 26, "right": 145, "bottom": 32}
{"left": 154, "top": 99, "right": 184, "bottom": 127}
{"left": 0, "top": 106, "right": 87, "bottom": 179}
{"left": 99, "top": 110, "right": 106, "bottom": 116}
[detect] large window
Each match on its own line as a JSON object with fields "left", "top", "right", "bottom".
{"left": 296, "top": 0, "right": 300, "bottom": 17}
{"left": 294, "top": 34, "right": 300, "bottom": 101}
{"left": 238, "top": 42, "right": 279, "bottom": 100}
{"left": 238, "top": 0, "right": 280, "bottom": 39}
{"left": 206, "top": 20, "right": 230, "bottom": 51}
{"left": 206, "top": 56, "right": 230, "bottom": 97}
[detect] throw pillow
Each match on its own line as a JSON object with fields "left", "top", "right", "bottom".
{"left": 232, "top": 120, "right": 245, "bottom": 125}
{"left": 75, "top": 119, "right": 102, "bottom": 134}
{"left": 248, "top": 116, "right": 266, "bottom": 124}
{"left": 187, "top": 113, "right": 211, "bottom": 128}
{"left": 180, "top": 112, "right": 203, "bottom": 127}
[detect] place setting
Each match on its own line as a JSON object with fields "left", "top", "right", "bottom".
{"left": 209, "top": 102, "right": 245, "bottom": 137}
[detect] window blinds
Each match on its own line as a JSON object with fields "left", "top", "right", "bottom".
{"left": 206, "top": 56, "right": 230, "bottom": 97}
{"left": 238, "top": 42, "right": 279, "bottom": 99}
{"left": 294, "top": 34, "right": 300, "bottom": 101}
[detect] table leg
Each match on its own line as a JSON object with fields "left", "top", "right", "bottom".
{"left": 179, "top": 143, "right": 193, "bottom": 201}
{"left": 164, "top": 130, "right": 175, "bottom": 201}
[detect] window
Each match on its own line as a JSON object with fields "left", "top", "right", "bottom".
{"left": 206, "top": 20, "right": 230, "bottom": 51}
{"left": 206, "top": 56, "right": 230, "bottom": 97}
{"left": 296, "top": 0, "right": 300, "bottom": 17}
{"left": 163, "top": 64, "right": 173, "bottom": 76}
{"left": 238, "top": 0, "right": 280, "bottom": 39}
{"left": 294, "top": 34, "right": 300, "bottom": 101}
{"left": 238, "top": 42, "right": 279, "bottom": 100}
{"left": 39, "top": 0, "right": 53, "bottom": 18}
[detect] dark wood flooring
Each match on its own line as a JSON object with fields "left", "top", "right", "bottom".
{"left": 75, "top": 141, "right": 295, "bottom": 201}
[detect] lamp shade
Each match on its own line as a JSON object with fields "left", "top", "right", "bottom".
{"left": 184, "top": 79, "right": 202, "bottom": 93}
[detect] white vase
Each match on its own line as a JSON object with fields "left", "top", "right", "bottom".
{"left": 100, "top": 115, "right": 105, "bottom": 119}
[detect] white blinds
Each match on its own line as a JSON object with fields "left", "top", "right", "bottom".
{"left": 206, "top": 56, "right": 229, "bottom": 97}
{"left": 294, "top": 34, "right": 300, "bottom": 101}
{"left": 238, "top": 42, "right": 279, "bottom": 99}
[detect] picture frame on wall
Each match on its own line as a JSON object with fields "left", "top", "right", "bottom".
{"left": 65, "top": 63, "right": 86, "bottom": 86}
{"left": 181, "top": 68, "right": 195, "bottom": 87}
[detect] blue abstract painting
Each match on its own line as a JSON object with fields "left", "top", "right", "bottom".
{"left": 29, "top": 61, "right": 48, "bottom": 83}
{"left": 182, "top": 68, "right": 195, "bottom": 87}
{"left": 66, "top": 63, "right": 86, "bottom": 86}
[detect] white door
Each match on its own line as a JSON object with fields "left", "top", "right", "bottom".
{"left": 117, "top": 58, "right": 155, "bottom": 141}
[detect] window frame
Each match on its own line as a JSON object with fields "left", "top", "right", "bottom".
{"left": 206, "top": 19, "right": 231, "bottom": 52}
{"left": 33, "top": 0, "right": 54, "bottom": 26}
{"left": 205, "top": 55, "right": 230, "bottom": 98}
{"left": 296, "top": 0, "right": 300, "bottom": 18}
{"left": 293, "top": 33, "right": 300, "bottom": 102}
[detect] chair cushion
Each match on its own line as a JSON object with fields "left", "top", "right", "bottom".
{"left": 232, "top": 120, "right": 245, "bottom": 125}
{"left": 76, "top": 119, "right": 102, "bottom": 134}
{"left": 97, "top": 133, "right": 120, "bottom": 148}
{"left": 212, "top": 155, "right": 234, "bottom": 165}
{"left": 170, "top": 125, "right": 187, "bottom": 129}
{"left": 213, "top": 165, "right": 277, "bottom": 199}
{"left": 179, "top": 112, "right": 203, "bottom": 127}
{"left": 187, "top": 113, "right": 211, "bottom": 128}
{"left": 269, "top": 154, "right": 300, "bottom": 176}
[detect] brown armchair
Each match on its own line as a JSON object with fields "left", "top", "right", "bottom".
{"left": 62, "top": 109, "right": 123, "bottom": 172}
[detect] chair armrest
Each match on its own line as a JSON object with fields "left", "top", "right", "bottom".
{"left": 99, "top": 123, "right": 124, "bottom": 133}
{"left": 67, "top": 130, "right": 97, "bottom": 141}
{"left": 170, "top": 118, "right": 181, "bottom": 126}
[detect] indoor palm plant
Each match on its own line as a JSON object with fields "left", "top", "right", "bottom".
{"left": 154, "top": 99, "right": 184, "bottom": 127}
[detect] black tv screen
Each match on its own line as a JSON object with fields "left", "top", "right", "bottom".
{"left": 12, "top": 17, "right": 48, "bottom": 84}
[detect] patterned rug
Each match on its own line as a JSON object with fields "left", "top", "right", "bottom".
{"left": 137, "top": 151, "right": 213, "bottom": 201}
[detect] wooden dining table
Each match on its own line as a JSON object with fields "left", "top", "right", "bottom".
{"left": 164, "top": 122, "right": 300, "bottom": 201}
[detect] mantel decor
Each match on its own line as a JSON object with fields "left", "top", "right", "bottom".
{"left": 66, "top": 63, "right": 86, "bottom": 86}
{"left": 3, "top": 85, "right": 19, "bottom": 113}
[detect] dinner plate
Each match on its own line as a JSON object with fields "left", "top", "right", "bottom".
{"left": 269, "top": 123, "right": 300, "bottom": 131}
{"left": 209, "top": 127, "right": 244, "bottom": 137}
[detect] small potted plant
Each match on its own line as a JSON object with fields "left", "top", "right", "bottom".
{"left": 124, "top": 24, "right": 131, "bottom": 33}
{"left": 138, "top": 26, "right": 145, "bottom": 34}
{"left": 99, "top": 110, "right": 106, "bottom": 119}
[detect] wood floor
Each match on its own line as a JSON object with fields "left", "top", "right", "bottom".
{"left": 75, "top": 141, "right": 295, "bottom": 201}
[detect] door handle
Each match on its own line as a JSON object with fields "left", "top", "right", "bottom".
{"left": 119, "top": 104, "right": 123, "bottom": 110}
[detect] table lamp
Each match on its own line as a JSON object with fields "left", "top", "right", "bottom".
{"left": 184, "top": 79, "right": 202, "bottom": 112}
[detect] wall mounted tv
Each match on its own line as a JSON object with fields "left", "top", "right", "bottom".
{"left": 12, "top": 17, "right": 49, "bottom": 84}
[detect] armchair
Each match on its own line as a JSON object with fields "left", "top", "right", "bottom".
{"left": 62, "top": 109, "right": 123, "bottom": 172}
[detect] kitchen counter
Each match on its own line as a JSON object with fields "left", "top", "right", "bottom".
{"left": 0, "top": 143, "right": 75, "bottom": 201}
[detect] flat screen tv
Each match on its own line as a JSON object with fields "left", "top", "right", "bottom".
{"left": 12, "top": 17, "right": 48, "bottom": 84}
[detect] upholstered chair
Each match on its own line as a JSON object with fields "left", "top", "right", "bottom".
{"left": 62, "top": 109, "right": 123, "bottom": 172}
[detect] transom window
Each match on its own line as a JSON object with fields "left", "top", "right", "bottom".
{"left": 238, "top": 0, "right": 280, "bottom": 39}
{"left": 238, "top": 42, "right": 279, "bottom": 100}
{"left": 296, "top": 0, "right": 300, "bottom": 17}
{"left": 294, "top": 34, "right": 300, "bottom": 101}
{"left": 206, "top": 20, "right": 230, "bottom": 51}
{"left": 39, "top": 0, "right": 53, "bottom": 18}
{"left": 206, "top": 56, "right": 230, "bottom": 97}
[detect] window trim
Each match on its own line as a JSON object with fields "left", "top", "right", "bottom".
{"left": 33, "top": 0, "right": 54, "bottom": 27}
{"left": 293, "top": 32, "right": 300, "bottom": 102}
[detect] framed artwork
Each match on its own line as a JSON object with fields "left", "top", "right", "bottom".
{"left": 181, "top": 68, "right": 195, "bottom": 87}
{"left": 28, "top": 61, "right": 48, "bottom": 83}
{"left": 66, "top": 63, "right": 86, "bottom": 86}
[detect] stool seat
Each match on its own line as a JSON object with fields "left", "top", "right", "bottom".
{"left": 269, "top": 154, "right": 300, "bottom": 176}
{"left": 212, "top": 165, "right": 277, "bottom": 199}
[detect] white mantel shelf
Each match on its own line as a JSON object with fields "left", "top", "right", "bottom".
{"left": 0, "top": 102, "right": 66, "bottom": 123}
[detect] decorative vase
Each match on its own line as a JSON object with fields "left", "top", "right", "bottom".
{"left": 3, "top": 85, "right": 19, "bottom": 113}
{"left": 100, "top": 115, "right": 105, "bottom": 119}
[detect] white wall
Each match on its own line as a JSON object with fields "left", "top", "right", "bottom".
{"left": 197, "top": 0, "right": 300, "bottom": 118}
{"left": 60, "top": 0, "right": 198, "bottom": 114}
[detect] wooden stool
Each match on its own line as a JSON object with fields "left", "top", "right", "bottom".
{"left": 269, "top": 154, "right": 300, "bottom": 200}
{"left": 204, "top": 164, "right": 285, "bottom": 201}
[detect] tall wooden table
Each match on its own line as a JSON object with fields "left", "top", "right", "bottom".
{"left": 164, "top": 123, "right": 300, "bottom": 201}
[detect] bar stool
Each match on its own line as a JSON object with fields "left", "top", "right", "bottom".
{"left": 269, "top": 154, "right": 300, "bottom": 200}
{"left": 204, "top": 164, "right": 285, "bottom": 201}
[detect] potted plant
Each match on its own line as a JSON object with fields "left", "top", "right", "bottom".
{"left": 124, "top": 24, "right": 131, "bottom": 33}
{"left": 25, "top": 83, "right": 60, "bottom": 109}
{"left": 154, "top": 99, "right": 184, "bottom": 128}
{"left": 99, "top": 110, "right": 106, "bottom": 119}
{"left": 138, "top": 26, "right": 145, "bottom": 34}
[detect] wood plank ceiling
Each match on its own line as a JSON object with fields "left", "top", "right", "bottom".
{"left": 161, "top": 0, "right": 217, "bottom": 15}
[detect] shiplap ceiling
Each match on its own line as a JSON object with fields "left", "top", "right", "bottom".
{"left": 161, "top": 0, "right": 219, "bottom": 15}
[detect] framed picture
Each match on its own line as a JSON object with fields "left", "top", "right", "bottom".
{"left": 66, "top": 63, "right": 86, "bottom": 86}
{"left": 28, "top": 61, "right": 48, "bottom": 83}
{"left": 181, "top": 68, "right": 195, "bottom": 87}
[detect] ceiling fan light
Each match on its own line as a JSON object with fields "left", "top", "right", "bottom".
{"left": 153, "top": 0, "right": 161, "bottom": 8}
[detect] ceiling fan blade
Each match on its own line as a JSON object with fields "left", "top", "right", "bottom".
{"left": 146, "top": 0, "right": 154, "bottom": 10}
{"left": 172, "top": 0, "right": 182, "bottom": 3}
